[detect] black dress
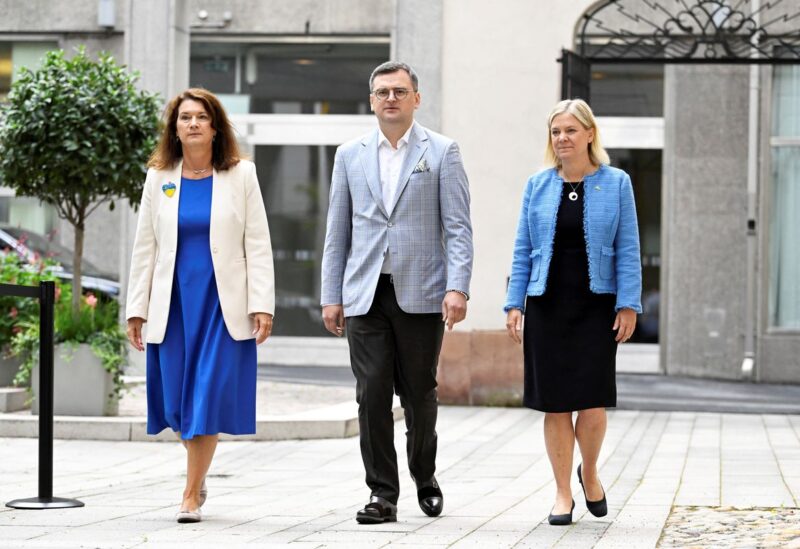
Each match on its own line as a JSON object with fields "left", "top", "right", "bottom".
{"left": 523, "top": 182, "right": 618, "bottom": 412}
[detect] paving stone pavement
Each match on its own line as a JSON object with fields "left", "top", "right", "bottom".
{"left": 1, "top": 407, "right": 799, "bottom": 548}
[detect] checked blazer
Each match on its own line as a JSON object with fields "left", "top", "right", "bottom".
{"left": 321, "top": 122, "right": 473, "bottom": 317}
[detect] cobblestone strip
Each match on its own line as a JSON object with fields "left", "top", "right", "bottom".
{"left": 658, "top": 506, "right": 800, "bottom": 548}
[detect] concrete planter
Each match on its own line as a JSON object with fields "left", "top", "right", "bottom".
{"left": 32, "top": 343, "right": 118, "bottom": 416}
{"left": 0, "top": 355, "right": 22, "bottom": 386}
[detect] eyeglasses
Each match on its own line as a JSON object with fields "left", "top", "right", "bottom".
{"left": 371, "top": 88, "right": 414, "bottom": 101}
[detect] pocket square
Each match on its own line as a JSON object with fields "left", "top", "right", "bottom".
{"left": 162, "top": 182, "right": 176, "bottom": 197}
{"left": 412, "top": 159, "right": 430, "bottom": 173}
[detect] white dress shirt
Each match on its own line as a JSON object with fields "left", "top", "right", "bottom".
{"left": 378, "top": 125, "right": 412, "bottom": 273}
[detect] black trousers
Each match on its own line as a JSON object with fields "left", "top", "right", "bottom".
{"left": 346, "top": 274, "right": 445, "bottom": 504}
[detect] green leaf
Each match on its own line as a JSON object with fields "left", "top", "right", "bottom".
{"left": 0, "top": 47, "right": 161, "bottom": 309}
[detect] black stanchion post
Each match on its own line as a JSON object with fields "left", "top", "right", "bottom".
{"left": 39, "top": 279, "right": 54, "bottom": 499}
{"left": 6, "top": 280, "right": 84, "bottom": 509}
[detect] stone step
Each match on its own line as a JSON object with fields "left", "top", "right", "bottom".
{"left": 0, "top": 387, "right": 29, "bottom": 413}
{"left": 0, "top": 397, "right": 402, "bottom": 441}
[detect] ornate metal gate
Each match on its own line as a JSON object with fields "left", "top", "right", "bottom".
{"left": 562, "top": 0, "right": 800, "bottom": 99}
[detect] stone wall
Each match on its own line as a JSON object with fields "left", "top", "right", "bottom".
{"left": 662, "top": 65, "right": 750, "bottom": 380}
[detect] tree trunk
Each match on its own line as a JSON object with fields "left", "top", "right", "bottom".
{"left": 72, "top": 223, "right": 84, "bottom": 315}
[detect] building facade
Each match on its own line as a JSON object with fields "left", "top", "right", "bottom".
{"left": 1, "top": 0, "right": 798, "bottom": 383}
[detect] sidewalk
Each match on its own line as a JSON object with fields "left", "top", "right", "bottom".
{"left": 1, "top": 406, "right": 799, "bottom": 548}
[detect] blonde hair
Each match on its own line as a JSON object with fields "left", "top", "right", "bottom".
{"left": 544, "top": 99, "right": 610, "bottom": 168}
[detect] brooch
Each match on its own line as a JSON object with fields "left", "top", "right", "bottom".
{"left": 162, "top": 182, "right": 176, "bottom": 197}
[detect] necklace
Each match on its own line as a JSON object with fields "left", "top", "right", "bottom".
{"left": 189, "top": 166, "right": 210, "bottom": 175}
{"left": 566, "top": 181, "right": 582, "bottom": 202}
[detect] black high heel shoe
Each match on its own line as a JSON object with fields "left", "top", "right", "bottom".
{"left": 547, "top": 499, "right": 575, "bottom": 525}
{"left": 577, "top": 464, "right": 608, "bottom": 517}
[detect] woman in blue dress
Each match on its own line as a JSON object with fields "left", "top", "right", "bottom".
{"left": 126, "top": 89, "right": 275, "bottom": 523}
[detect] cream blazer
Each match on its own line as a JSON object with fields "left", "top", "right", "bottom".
{"left": 126, "top": 159, "right": 275, "bottom": 344}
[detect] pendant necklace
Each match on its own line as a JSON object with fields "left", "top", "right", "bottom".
{"left": 567, "top": 181, "right": 582, "bottom": 202}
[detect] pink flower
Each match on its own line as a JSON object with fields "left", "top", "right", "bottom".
{"left": 85, "top": 293, "right": 98, "bottom": 309}
{"left": 54, "top": 286, "right": 62, "bottom": 302}
{"left": 9, "top": 307, "right": 17, "bottom": 319}
{"left": 11, "top": 326, "right": 21, "bottom": 335}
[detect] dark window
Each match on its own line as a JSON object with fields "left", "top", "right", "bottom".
{"left": 609, "top": 149, "right": 662, "bottom": 342}
{"left": 590, "top": 64, "right": 664, "bottom": 117}
{"left": 190, "top": 42, "right": 390, "bottom": 114}
{"left": 189, "top": 54, "right": 237, "bottom": 94}
{"left": 255, "top": 144, "right": 338, "bottom": 336}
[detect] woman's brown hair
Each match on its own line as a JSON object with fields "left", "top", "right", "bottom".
{"left": 148, "top": 88, "right": 241, "bottom": 171}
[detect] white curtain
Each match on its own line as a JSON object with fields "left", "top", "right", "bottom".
{"left": 769, "top": 66, "right": 800, "bottom": 329}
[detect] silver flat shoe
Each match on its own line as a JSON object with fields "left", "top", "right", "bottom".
{"left": 199, "top": 479, "right": 208, "bottom": 507}
{"left": 176, "top": 508, "right": 202, "bottom": 523}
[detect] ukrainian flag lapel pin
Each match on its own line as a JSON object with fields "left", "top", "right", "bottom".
{"left": 162, "top": 182, "right": 176, "bottom": 198}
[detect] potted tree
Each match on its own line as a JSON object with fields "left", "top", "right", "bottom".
{"left": 0, "top": 47, "right": 160, "bottom": 415}
{"left": 12, "top": 280, "right": 127, "bottom": 416}
{"left": 0, "top": 46, "right": 159, "bottom": 315}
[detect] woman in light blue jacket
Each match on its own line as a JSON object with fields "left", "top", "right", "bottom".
{"left": 504, "top": 99, "right": 641, "bottom": 526}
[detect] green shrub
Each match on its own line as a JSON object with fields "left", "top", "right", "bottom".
{"left": 0, "top": 253, "right": 59, "bottom": 356}
{"left": 10, "top": 275, "right": 127, "bottom": 402}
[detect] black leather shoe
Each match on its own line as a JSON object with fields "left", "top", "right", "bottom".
{"left": 417, "top": 478, "right": 443, "bottom": 517}
{"left": 577, "top": 464, "right": 608, "bottom": 517}
{"left": 356, "top": 496, "right": 398, "bottom": 524}
{"left": 548, "top": 499, "right": 574, "bottom": 525}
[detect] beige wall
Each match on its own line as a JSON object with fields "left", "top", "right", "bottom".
{"left": 440, "top": 0, "right": 596, "bottom": 330}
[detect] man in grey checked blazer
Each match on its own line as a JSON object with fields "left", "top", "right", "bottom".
{"left": 321, "top": 61, "right": 473, "bottom": 524}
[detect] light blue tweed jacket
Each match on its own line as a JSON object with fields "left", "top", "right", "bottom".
{"left": 321, "top": 122, "right": 473, "bottom": 317}
{"left": 504, "top": 164, "right": 642, "bottom": 313}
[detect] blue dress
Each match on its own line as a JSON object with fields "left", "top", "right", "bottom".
{"left": 146, "top": 175, "right": 257, "bottom": 439}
